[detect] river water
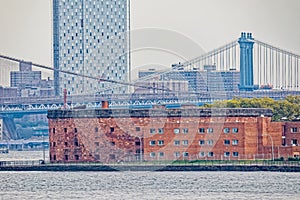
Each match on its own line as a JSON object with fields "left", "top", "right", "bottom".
{"left": 0, "top": 171, "right": 299, "bottom": 200}
{"left": 0, "top": 151, "right": 300, "bottom": 199}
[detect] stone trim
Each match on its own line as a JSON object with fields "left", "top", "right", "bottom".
{"left": 47, "top": 108, "right": 273, "bottom": 119}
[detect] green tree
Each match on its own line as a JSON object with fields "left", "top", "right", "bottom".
{"left": 202, "top": 96, "right": 300, "bottom": 121}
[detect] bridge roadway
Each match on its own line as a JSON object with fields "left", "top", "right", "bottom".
{"left": 1, "top": 90, "right": 300, "bottom": 113}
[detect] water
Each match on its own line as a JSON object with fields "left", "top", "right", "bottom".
{"left": 0, "top": 171, "right": 299, "bottom": 200}
{"left": 0, "top": 152, "right": 300, "bottom": 199}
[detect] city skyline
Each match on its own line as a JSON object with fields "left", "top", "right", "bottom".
{"left": 0, "top": 0, "right": 299, "bottom": 71}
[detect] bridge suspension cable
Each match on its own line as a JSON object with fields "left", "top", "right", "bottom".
{"left": 99, "top": 40, "right": 240, "bottom": 93}
{"left": 254, "top": 39, "right": 300, "bottom": 90}
{"left": 180, "top": 40, "right": 239, "bottom": 71}
{"left": 0, "top": 54, "right": 173, "bottom": 93}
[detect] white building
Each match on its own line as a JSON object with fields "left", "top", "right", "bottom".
{"left": 0, "top": 119, "right": 3, "bottom": 141}
{"left": 53, "top": 0, "right": 130, "bottom": 95}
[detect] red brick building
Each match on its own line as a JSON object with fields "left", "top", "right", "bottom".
{"left": 47, "top": 107, "right": 300, "bottom": 163}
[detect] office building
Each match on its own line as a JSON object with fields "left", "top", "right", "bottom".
{"left": 53, "top": 0, "right": 130, "bottom": 96}
{"left": 10, "top": 62, "right": 54, "bottom": 97}
{"left": 138, "top": 66, "right": 240, "bottom": 93}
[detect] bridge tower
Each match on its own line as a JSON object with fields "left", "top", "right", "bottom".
{"left": 238, "top": 32, "right": 256, "bottom": 91}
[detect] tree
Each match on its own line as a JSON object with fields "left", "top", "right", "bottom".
{"left": 203, "top": 96, "right": 300, "bottom": 121}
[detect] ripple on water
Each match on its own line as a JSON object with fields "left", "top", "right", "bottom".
{"left": 0, "top": 171, "right": 299, "bottom": 200}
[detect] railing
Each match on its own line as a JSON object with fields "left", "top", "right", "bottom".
{"left": 1, "top": 159, "right": 299, "bottom": 168}
{"left": 0, "top": 160, "right": 44, "bottom": 167}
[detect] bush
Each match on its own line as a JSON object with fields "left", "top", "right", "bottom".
{"left": 274, "top": 157, "right": 284, "bottom": 161}
{"left": 287, "top": 157, "right": 300, "bottom": 161}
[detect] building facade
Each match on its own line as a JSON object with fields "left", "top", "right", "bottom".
{"left": 134, "top": 80, "right": 189, "bottom": 94}
{"left": 138, "top": 66, "right": 240, "bottom": 93}
{"left": 53, "top": 0, "right": 130, "bottom": 96}
{"left": 47, "top": 106, "right": 300, "bottom": 163}
{"left": 10, "top": 62, "right": 54, "bottom": 97}
{"left": 0, "top": 87, "right": 17, "bottom": 98}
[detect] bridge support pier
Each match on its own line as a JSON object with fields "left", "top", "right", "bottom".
{"left": 238, "top": 32, "right": 257, "bottom": 91}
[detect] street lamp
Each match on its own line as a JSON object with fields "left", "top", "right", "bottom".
{"left": 139, "top": 136, "right": 143, "bottom": 162}
{"left": 136, "top": 132, "right": 144, "bottom": 162}
{"left": 263, "top": 133, "right": 274, "bottom": 161}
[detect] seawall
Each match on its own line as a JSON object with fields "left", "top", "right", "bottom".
{"left": 1, "top": 164, "right": 300, "bottom": 172}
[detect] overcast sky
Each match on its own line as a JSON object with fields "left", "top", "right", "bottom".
{"left": 0, "top": 0, "right": 299, "bottom": 69}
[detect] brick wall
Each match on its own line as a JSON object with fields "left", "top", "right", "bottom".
{"left": 48, "top": 108, "right": 300, "bottom": 163}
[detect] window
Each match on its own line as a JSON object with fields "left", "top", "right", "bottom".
{"left": 291, "top": 127, "right": 298, "bottom": 133}
{"left": 53, "top": 128, "right": 56, "bottom": 134}
{"left": 199, "top": 128, "right": 205, "bottom": 134}
{"left": 158, "top": 128, "right": 164, "bottom": 134}
{"left": 174, "top": 152, "right": 180, "bottom": 158}
{"left": 223, "top": 128, "right": 230, "bottom": 133}
{"left": 199, "top": 152, "right": 205, "bottom": 157}
{"left": 199, "top": 140, "right": 205, "bottom": 145}
{"left": 135, "top": 141, "right": 141, "bottom": 146}
{"left": 207, "top": 128, "right": 213, "bottom": 133}
{"left": 207, "top": 140, "right": 214, "bottom": 145}
{"left": 182, "top": 128, "right": 189, "bottom": 134}
{"left": 174, "top": 128, "right": 180, "bottom": 134}
{"left": 183, "top": 152, "right": 189, "bottom": 157}
{"left": 150, "top": 152, "right": 156, "bottom": 158}
{"left": 75, "top": 155, "right": 79, "bottom": 160}
{"left": 224, "top": 152, "right": 230, "bottom": 157}
{"left": 150, "top": 128, "right": 156, "bottom": 134}
{"left": 95, "top": 127, "right": 98, "bottom": 132}
{"left": 208, "top": 152, "right": 214, "bottom": 157}
{"left": 182, "top": 140, "right": 188, "bottom": 146}
{"left": 74, "top": 138, "right": 79, "bottom": 147}
{"left": 174, "top": 140, "right": 180, "bottom": 146}
{"left": 158, "top": 140, "right": 164, "bottom": 146}
{"left": 150, "top": 140, "right": 156, "bottom": 146}
{"left": 64, "top": 128, "right": 67, "bottom": 133}
{"left": 74, "top": 128, "right": 78, "bottom": 133}
{"left": 136, "top": 127, "right": 141, "bottom": 131}
{"left": 232, "top": 128, "right": 239, "bottom": 133}
{"left": 291, "top": 139, "right": 298, "bottom": 146}
{"left": 224, "top": 140, "right": 230, "bottom": 145}
{"left": 110, "top": 127, "right": 114, "bottom": 132}
{"left": 158, "top": 152, "right": 164, "bottom": 157}
{"left": 233, "top": 152, "right": 239, "bottom": 157}
{"left": 232, "top": 140, "right": 239, "bottom": 145}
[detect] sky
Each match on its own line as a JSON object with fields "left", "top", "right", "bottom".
{"left": 0, "top": 0, "right": 300, "bottom": 72}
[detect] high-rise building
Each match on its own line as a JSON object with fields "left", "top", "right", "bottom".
{"left": 53, "top": 0, "right": 131, "bottom": 96}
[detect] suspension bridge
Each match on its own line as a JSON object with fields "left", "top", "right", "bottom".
{"left": 1, "top": 32, "right": 299, "bottom": 109}
{"left": 1, "top": 32, "right": 300, "bottom": 139}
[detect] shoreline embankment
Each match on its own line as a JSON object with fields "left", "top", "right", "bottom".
{"left": 1, "top": 164, "right": 300, "bottom": 172}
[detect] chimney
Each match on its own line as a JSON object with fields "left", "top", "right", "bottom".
{"left": 63, "top": 89, "right": 67, "bottom": 109}
{"left": 101, "top": 101, "right": 109, "bottom": 109}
